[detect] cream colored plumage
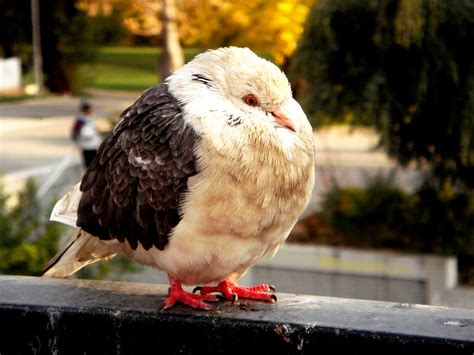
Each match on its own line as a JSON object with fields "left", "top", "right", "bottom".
{"left": 45, "top": 47, "right": 315, "bottom": 309}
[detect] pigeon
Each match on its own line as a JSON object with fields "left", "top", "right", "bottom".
{"left": 44, "top": 47, "right": 316, "bottom": 310}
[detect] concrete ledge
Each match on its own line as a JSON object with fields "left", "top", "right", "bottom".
{"left": 243, "top": 244, "right": 466, "bottom": 306}
{"left": 0, "top": 276, "right": 473, "bottom": 354}
{"left": 260, "top": 244, "right": 457, "bottom": 283}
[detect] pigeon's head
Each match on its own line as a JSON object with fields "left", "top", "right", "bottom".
{"left": 166, "top": 47, "right": 313, "bottom": 157}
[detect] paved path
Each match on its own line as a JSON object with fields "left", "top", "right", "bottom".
{"left": 0, "top": 90, "right": 137, "bottom": 199}
{"left": 0, "top": 90, "right": 134, "bottom": 172}
{"left": 0, "top": 89, "right": 140, "bottom": 119}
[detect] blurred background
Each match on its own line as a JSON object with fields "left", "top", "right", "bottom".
{"left": 0, "top": 0, "right": 473, "bottom": 308}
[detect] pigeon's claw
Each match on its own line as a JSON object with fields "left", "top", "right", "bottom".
{"left": 196, "top": 280, "right": 277, "bottom": 304}
{"left": 163, "top": 274, "right": 219, "bottom": 311}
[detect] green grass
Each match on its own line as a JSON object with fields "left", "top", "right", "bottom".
{"left": 0, "top": 95, "right": 33, "bottom": 103}
{"left": 80, "top": 46, "right": 201, "bottom": 92}
{"left": 80, "top": 63, "right": 158, "bottom": 91}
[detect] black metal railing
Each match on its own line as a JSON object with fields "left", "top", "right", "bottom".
{"left": 0, "top": 275, "right": 472, "bottom": 354}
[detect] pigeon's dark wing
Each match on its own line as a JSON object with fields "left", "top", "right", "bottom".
{"left": 77, "top": 84, "right": 199, "bottom": 251}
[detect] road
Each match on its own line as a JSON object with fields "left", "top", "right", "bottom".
{"left": 0, "top": 90, "right": 137, "bottom": 200}
{"left": 0, "top": 91, "right": 425, "bottom": 211}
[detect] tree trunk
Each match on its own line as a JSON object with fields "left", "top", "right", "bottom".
{"left": 159, "top": 0, "right": 183, "bottom": 81}
{"left": 31, "top": 0, "right": 44, "bottom": 95}
{"left": 40, "top": 0, "right": 71, "bottom": 93}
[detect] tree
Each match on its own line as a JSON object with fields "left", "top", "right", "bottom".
{"left": 78, "top": 0, "right": 184, "bottom": 80}
{"left": 291, "top": 0, "right": 474, "bottom": 190}
{"left": 39, "top": 0, "right": 97, "bottom": 93}
{"left": 1, "top": 1, "right": 108, "bottom": 94}
{"left": 159, "top": 0, "right": 183, "bottom": 79}
{"left": 79, "top": 0, "right": 315, "bottom": 65}
{"left": 0, "top": 1, "right": 31, "bottom": 58}
{"left": 178, "top": 0, "right": 315, "bottom": 65}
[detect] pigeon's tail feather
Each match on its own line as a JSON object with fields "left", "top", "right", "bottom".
{"left": 50, "top": 183, "right": 82, "bottom": 228}
{"left": 43, "top": 229, "right": 122, "bottom": 278}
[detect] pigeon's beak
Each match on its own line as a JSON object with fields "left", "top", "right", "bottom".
{"left": 272, "top": 110, "right": 296, "bottom": 132}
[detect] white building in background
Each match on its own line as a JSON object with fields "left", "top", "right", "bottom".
{"left": 0, "top": 57, "right": 21, "bottom": 92}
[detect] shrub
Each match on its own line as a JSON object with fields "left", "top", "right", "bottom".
{"left": 0, "top": 179, "right": 63, "bottom": 276}
{"left": 319, "top": 177, "right": 474, "bottom": 283}
{"left": 0, "top": 178, "right": 141, "bottom": 280}
{"left": 322, "top": 177, "right": 414, "bottom": 248}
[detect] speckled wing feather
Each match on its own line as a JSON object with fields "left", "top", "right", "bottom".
{"left": 77, "top": 84, "right": 199, "bottom": 251}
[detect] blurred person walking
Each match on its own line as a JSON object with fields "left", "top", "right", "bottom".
{"left": 71, "top": 102, "right": 102, "bottom": 168}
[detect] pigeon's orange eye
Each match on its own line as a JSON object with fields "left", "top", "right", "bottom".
{"left": 243, "top": 94, "right": 258, "bottom": 106}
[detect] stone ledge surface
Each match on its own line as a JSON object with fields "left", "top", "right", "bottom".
{"left": 0, "top": 275, "right": 473, "bottom": 354}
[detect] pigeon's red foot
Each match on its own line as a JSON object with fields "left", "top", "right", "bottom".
{"left": 194, "top": 280, "right": 277, "bottom": 303}
{"left": 163, "top": 274, "right": 219, "bottom": 311}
